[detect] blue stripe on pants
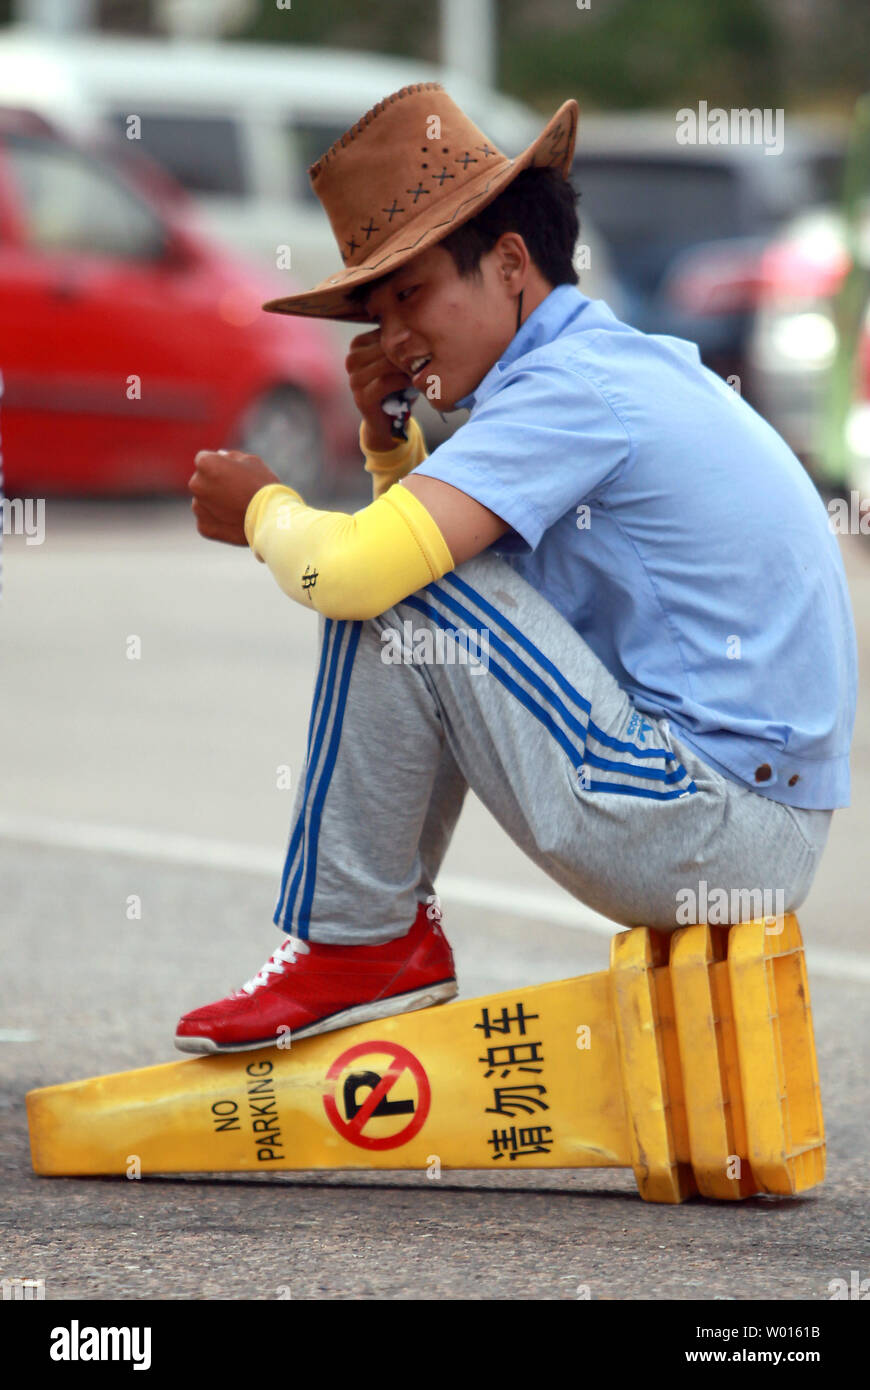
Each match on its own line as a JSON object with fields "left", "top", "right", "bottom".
{"left": 442, "top": 570, "right": 693, "bottom": 772}
{"left": 404, "top": 579, "right": 695, "bottom": 798}
{"left": 274, "top": 619, "right": 362, "bottom": 936}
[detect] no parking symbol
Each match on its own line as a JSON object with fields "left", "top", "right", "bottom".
{"left": 323, "top": 1041, "right": 431, "bottom": 1150}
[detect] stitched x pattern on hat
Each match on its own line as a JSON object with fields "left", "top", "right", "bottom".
{"left": 262, "top": 82, "right": 579, "bottom": 323}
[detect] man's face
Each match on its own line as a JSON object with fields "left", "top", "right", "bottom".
{"left": 362, "top": 242, "right": 520, "bottom": 411}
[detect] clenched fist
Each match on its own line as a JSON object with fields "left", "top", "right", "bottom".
{"left": 345, "top": 328, "right": 414, "bottom": 453}
{"left": 189, "top": 448, "right": 281, "bottom": 546}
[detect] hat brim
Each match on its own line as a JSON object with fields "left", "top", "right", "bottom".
{"left": 261, "top": 98, "right": 579, "bottom": 323}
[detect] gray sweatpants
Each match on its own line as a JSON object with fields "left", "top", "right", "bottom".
{"left": 273, "top": 551, "right": 833, "bottom": 943}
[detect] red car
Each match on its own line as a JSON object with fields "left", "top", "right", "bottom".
{"left": 0, "top": 107, "right": 355, "bottom": 497}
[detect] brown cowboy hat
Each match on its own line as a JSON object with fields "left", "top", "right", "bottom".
{"left": 261, "top": 81, "right": 579, "bottom": 323}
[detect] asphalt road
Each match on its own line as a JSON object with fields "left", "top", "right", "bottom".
{"left": 1, "top": 495, "right": 868, "bottom": 1301}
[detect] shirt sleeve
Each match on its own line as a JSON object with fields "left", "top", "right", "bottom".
{"left": 410, "top": 356, "right": 633, "bottom": 554}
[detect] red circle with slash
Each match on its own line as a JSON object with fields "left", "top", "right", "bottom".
{"left": 323, "top": 1041, "right": 431, "bottom": 1150}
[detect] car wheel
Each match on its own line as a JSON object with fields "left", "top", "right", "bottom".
{"left": 234, "top": 385, "right": 328, "bottom": 497}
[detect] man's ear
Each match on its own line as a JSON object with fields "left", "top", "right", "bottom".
{"left": 495, "top": 231, "right": 530, "bottom": 283}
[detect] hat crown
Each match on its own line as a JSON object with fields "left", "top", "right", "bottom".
{"left": 309, "top": 83, "right": 508, "bottom": 272}
{"left": 262, "top": 88, "right": 578, "bottom": 318}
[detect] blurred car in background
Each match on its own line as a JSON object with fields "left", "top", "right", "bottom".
{"left": 842, "top": 299, "right": 870, "bottom": 509}
{"left": 0, "top": 105, "right": 357, "bottom": 497}
{"left": 748, "top": 97, "right": 870, "bottom": 488}
{"left": 0, "top": 27, "right": 619, "bottom": 295}
{"left": 0, "top": 25, "right": 621, "bottom": 449}
{"left": 747, "top": 206, "right": 860, "bottom": 476}
{"left": 571, "top": 114, "right": 845, "bottom": 400}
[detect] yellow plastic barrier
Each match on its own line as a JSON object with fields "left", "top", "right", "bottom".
{"left": 25, "top": 914, "right": 824, "bottom": 1203}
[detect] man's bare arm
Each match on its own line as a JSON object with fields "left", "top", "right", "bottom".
{"left": 399, "top": 473, "right": 510, "bottom": 567}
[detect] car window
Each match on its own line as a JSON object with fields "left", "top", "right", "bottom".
{"left": 288, "top": 122, "right": 355, "bottom": 200}
{"left": 105, "top": 112, "right": 247, "bottom": 197}
{"left": 4, "top": 134, "right": 167, "bottom": 258}
{"left": 572, "top": 158, "right": 741, "bottom": 248}
{"left": 809, "top": 152, "right": 845, "bottom": 205}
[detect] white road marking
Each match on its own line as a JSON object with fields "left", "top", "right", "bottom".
{"left": 1, "top": 811, "right": 868, "bottom": 984}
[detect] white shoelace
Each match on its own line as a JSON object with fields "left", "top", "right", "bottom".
{"left": 239, "top": 936, "right": 311, "bottom": 995}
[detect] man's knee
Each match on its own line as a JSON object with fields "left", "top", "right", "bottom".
{"left": 374, "top": 604, "right": 492, "bottom": 677}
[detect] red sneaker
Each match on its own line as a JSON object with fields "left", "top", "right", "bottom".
{"left": 174, "top": 900, "right": 457, "bottom": 1053}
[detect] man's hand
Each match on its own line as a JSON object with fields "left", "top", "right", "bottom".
{"left": 189, "top": 448, "right": 281, "bottom": 546}
{"left": 346, "top": 328, "right": 413, "bottom": 453}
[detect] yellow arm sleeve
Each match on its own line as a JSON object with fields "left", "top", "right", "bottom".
{"left": 243, "top": 479, "right": 454, "bottom": 621}
{"left": 360, "top": 415, "right": 429, "bottom": 500}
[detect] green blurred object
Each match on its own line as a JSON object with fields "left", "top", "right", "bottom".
{"left": 820, "top": 94, "right": 870, "bottom": 487}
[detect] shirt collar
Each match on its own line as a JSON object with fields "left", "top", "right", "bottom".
{"left": 454, "top": 283, "right": 589, "bottom": 411}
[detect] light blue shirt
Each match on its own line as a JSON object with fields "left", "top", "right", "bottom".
{"left": 412, "top": 284, "right": 857, "bottom": 809}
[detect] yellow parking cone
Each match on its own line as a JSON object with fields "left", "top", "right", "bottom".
{"left": 26, "top": 914, "right": 824, "bottom": 1203}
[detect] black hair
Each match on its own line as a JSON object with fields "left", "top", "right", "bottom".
{"left": 440, "top": 165, "right": 579, "bottom": 285}
{"left": 349, "top": 164, "right": 579, "bottom": 310}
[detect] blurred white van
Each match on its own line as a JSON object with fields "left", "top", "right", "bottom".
{"left": 0, "top": 26, "right": 619, "bottom": 445}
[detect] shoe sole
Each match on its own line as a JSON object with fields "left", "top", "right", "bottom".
{"left": 174, "top": 978, "right": 459, "bottom": 1055}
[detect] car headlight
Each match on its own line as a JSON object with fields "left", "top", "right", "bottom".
{"left": 846, "top": 401, "right": 870, "bottom": 458}
{"left": 769, "top": 311, "right": 838, "bottom": 367}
